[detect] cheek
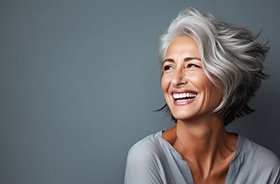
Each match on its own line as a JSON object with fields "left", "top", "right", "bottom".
{"left": 161, "top": 76, "right": 169, "bottom": 92}
{"left": 187, "top": 74, "right": 204, "bottom": 87}
{"left": 205, "top": 84, "right": 223, "bottom": 106}
{"left": 161, "top": 76, "right": 172, "bottom": 103}
{"left": 194, "top": 75, "right": 222, "bottom": 101}
{"left": 160, "top": 78, "right": 165, "bottom": 92}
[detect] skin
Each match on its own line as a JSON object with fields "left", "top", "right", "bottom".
{"left": 161, "top": 36, "right": 238, "bottom": 184}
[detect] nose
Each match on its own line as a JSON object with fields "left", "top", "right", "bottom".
{"left": 171, "top": 67, "right": 187, "bottom": 86}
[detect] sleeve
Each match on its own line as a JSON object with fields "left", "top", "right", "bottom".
{"left": 257, "top": 146, "right": 280, "bottom": 184}
{"left": 270, "top": 156, "right": 280, "bottom": 184}
{"left": 273, "top": 167, "right": 280, "bottom": 184}
{"left": 267, "top": 158, "right": 280, "bottom": 184}
{"left": 124, "top": 144, "right": 164, "bottom": 184}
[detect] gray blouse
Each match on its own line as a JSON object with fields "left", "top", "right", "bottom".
{"left": 125, "top": 131, "right": 280, "bottom": 184}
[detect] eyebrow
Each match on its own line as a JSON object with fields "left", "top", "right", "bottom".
{"left": 162, "top": 57, "right": 201, "bottom": 64}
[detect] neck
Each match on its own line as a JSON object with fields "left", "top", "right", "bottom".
{"left": 174, "top": 115, "right": 236, "bottom": 175}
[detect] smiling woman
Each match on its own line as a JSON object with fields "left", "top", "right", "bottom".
{"left": 124, "top": 8, "right": 280, "bottom": 184}
{"left": 161, "top": 36, "right": 224, "bottom": 122}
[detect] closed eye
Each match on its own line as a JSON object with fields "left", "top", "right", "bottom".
{"left": 186, "top": 63, "right": 201, "bottom": 69}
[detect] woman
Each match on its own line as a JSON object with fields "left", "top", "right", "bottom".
{"left": 124, "top": 8, "right": 280, "bottom": 184}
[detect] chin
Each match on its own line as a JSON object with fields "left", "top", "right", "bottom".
{"left": 171, "top": 112, "right": 195, "bottom": 121}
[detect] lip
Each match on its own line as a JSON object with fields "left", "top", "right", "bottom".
{"left": 170, "top": 90, "right": 198, "bottom": 106}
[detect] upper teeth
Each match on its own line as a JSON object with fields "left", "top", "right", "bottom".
{"left": 173, "top": 93, "right": 197, "bottom": 99}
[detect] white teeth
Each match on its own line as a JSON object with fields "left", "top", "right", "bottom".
{"left": 173, "top": 93, "right": 197, "bottom": 99}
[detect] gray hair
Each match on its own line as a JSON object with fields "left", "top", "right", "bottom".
{"left": 159, "top": 7, "right": 269, "bottom": 125}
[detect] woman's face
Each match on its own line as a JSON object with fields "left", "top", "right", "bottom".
{"left": 161, "top": 36, "right": 223, "bottom": 121}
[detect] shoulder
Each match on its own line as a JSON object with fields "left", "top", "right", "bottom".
{"left": 239, "top": 136, "right": 280, "bottom": 182}
{"left": 126, "top": 132, "right": 164, "bottom": 163}
{"left": 231, "top": 136, "right": 280, "bottom": 183}
{"left": 124, "top": 132, "right": 165, "bottom": 184}
{"left": 241, "top": 136, "right": 280, "bottom": 169}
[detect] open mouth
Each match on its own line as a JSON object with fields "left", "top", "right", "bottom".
{"left": 172, "top": 92, "right": 197, "bottom": 104}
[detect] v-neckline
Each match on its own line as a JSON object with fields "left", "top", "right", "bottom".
{"left": 157, "top": 130, "right": 244, "bottom": 184}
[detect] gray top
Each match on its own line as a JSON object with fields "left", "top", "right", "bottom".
{"left": 125, "top": 131, "right": 280, "bottom": 184}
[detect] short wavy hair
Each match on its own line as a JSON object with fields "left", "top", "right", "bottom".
{"left": 159, "top": 7, "right": 269, "bottom": 125}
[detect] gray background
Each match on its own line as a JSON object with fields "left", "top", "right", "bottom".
{"left": 1, "top": 0, "right": 280, "bottom": 183}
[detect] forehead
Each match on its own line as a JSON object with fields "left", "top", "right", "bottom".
{"left": 166, "top": 36, "right": 200, "bottom": 58}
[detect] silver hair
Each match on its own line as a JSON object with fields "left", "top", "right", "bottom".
{"left": 159, "top": 7, "right": 269, "bottom": 125}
